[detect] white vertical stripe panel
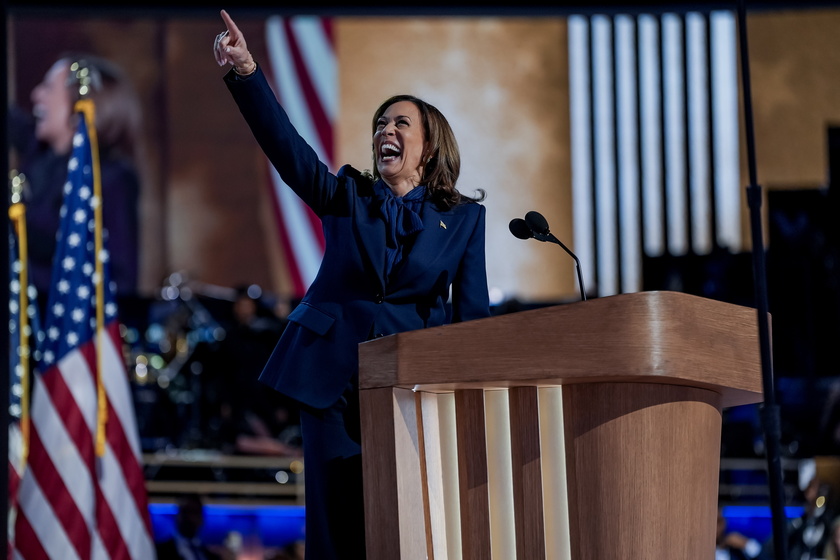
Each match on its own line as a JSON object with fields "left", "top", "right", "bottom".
{"left": 291, "top": 17, "right": 338, "bottom": 125}
{"left": 593, "top": 15, "right": 618, "bottom": 296}
{"left": 687, "top": 13, "right": 713, "bottom": 254}
{"left": 639, "top": 15, "right": 664, "bottom": 257}
{"left": 485, "top": 390, "right": 515, "bottom": 560}
{"left": 568, "top": 16, "right": 595, "bottom": 296}
{"left": 270, "top": 170, "right": 324, "bottom": 285}
{"left": 438, "top": 393, "right": 462, "bottom": 560}
{"left": 420, "top": 393, "right": 452, "bottom": 560}
{"left": 17, "top": 474, "right": 82, "bottom": 560}
{"left": 265, "top": 16, "right": 329, "bottom": 161}
{"left": 615, "top": 15, "right": 642, "bottom": 293}
{"left": 538, "top": 387, "right": 571, "bottom": 560}
{"left": 711, "top": 11, "right": 741, "bottom": 251}
{"left": 663, "top": 13, "right": 688, "bottom": 255}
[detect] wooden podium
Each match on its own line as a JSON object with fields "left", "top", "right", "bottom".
{"left": 358, "top": 291, "right": 764, "bottom": 560}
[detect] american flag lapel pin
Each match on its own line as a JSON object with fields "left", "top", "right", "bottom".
{"left": 439, "top": 220, "right": 447, "bottom": 230}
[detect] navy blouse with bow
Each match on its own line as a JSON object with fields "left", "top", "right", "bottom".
{"left": 375, "top": 181, "right": 426, "bottom": 279}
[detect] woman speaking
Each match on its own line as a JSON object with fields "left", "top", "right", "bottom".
{"left": 214, "top": 10, "right": 490, "bottom": 559}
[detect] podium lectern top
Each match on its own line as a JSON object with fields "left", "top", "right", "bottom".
{"left": 359, "top": 290, "right": 763, "bottom": 408}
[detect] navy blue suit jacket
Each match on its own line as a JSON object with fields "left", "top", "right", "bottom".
{"left": 225, "top": 67, "right": 490, "bottom": 409}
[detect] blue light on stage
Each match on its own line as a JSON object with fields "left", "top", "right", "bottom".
{"left": 722, "top": 505, "right": 805, "bottom": 545}
{"left": 150, "top": 503, "right": 306, "bottom": 548}
{"left": 148, "top": 502, "right": 803, "bottom": 549}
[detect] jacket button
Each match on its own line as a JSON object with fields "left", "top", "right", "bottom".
{"left": 374, "top": 293, "right": 384, "bottom": 304}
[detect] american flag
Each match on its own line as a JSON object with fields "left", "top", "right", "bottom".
{"left": 264, "top": 15, "right": 334, "bottom": 298}
{"left": 11, "top": 102, "right": 155, "bottom": 560}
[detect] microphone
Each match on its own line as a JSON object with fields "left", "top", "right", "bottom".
{"left": 509, "top": 211, "right": 588, "bottom": 301}
{"left": 508, "top": 218, "right": 533, "bottom": 240}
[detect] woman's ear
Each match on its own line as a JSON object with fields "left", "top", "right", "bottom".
{"left": 424, "top": 143, "right": 434, "bottom": 163}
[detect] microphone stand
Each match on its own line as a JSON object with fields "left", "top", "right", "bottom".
{"left": 532, "top": 231, "right": 588, "bottom": 301}
{"left": 736, "top": 2, "right": 789, "bottom": 558}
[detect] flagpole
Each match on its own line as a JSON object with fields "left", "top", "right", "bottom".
{"left": 8, "top": 202, "right": 30, "bottom": 466}
{"left": 73, "top": 95, "right": 109, "bottom": 459}
{"left": 1, "top": 0, "right": 11, "bottom": 552}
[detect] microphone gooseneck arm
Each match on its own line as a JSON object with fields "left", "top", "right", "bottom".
{"left": 541, "top": 232, "right": 587, "bottom": 301}
{"left": 511, "top": 212, "right": 587, "bottom": 301}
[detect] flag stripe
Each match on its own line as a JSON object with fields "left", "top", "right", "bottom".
{"left": 93, "top": 482, "right": 131, "bottom": 560}
{"left": 28, "top": 375, "right": 96, "bottom": 556}
{"left": 11, "top": 508, "right": 50, "bottom": 560}
{"left": 20, "top": 425, "right": 90, "bottom": 558}
{"left": 283, "top": 18, "right": 334, "bottom": 165}
{"left": 271, "top": 172, "right": 326, "bottom": 290}
{"left": 99, "top": 322, "right": 154, "bottom": 542}
{"left": 104, "top": 400, "right": 155, "bottom": 540}
{"left": 266, "top": 17, "right": 329, "bottom": 162}
{"left": 82, "top": 327, "right": 154, "bottom": 558}
{"left": 101, "top": 323, "right": 143, "bottom": 460}
{"left": 265, "top": 168, "right": 308, "bottom": 296}
{"left": 293, "top": 18, "right": 337, "bottom": 123}
{"left": 101, "top": 402, "right": 155, "bottom": 558}
{"left": 264, "top": 15, "right": 335, "bottom": 297}
{"left": 9, "top": 425, "right": 23, "bottom": 501}
{"left": 320, "top": 18, "right": 334, "bottom": 47}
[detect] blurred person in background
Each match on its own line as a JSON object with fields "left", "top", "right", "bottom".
{"left": 9, "top": 52, "right": 142, "bottom": 306}
{"left": 156, "top": 494, "right": 231, "bottom": 560}
{"left": 717, "top": 507, "right": 762, "bottom": 560}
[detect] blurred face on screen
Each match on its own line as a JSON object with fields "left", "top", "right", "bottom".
{"left": 373, "top": 100, "right": 428, "bottom": 193}
{"left": 31, "top": 59, "right": 75, "bottom": 154}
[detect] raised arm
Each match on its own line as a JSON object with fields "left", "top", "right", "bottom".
{"left": 214, "top": 10, "right": 340, "bottom": 214}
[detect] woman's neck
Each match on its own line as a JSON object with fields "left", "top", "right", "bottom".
{"left": 384, "top": 179, "right": 420, "bottom": 198}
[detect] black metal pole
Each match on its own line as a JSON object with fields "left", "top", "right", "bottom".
{"left": 735, "top": 2, "right": 789, "bottom": 559}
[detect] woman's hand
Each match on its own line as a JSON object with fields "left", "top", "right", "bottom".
{"left": 214, "top": 9, "right": 256, "bottom": 75}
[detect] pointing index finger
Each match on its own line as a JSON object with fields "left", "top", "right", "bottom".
{"left": 220, "top": 9, "right": 241, "bottom": 37}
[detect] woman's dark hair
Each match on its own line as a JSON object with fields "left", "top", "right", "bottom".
{"left": 371, "top": 94, "right": 485, "bottom": 209}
